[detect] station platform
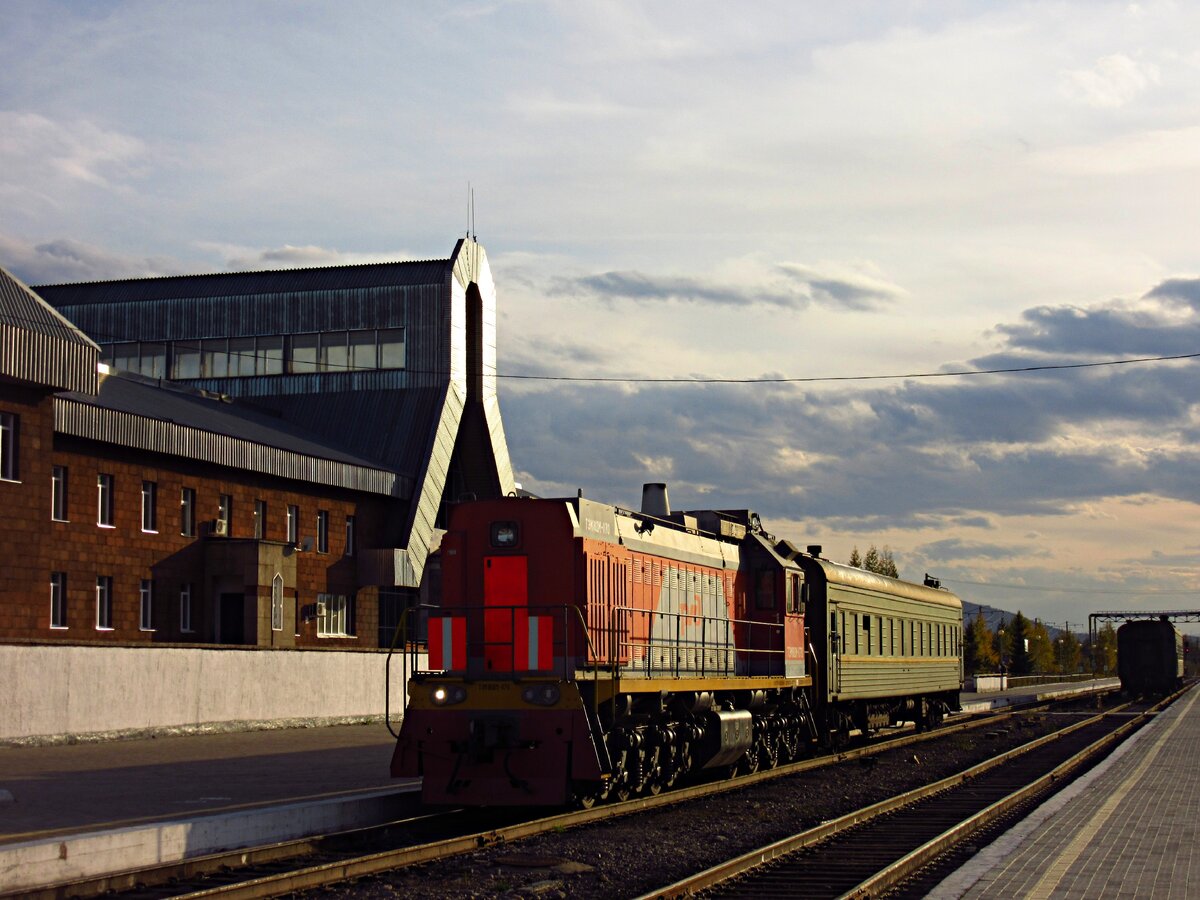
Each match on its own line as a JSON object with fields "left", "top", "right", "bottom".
{"left": 958, "top": 677, "right": 1118, "bottom": 714}
{"left": 0, "top": 723, "right": 415, "bottom": 894}
{"left": 932, "top": 684, "right": 1199, "bottom": 899}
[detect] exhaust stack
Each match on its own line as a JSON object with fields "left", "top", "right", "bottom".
{"left": 641, "top": 483, "right": 671, "bottom": 518}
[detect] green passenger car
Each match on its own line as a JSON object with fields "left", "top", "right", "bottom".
{"left": 798, "top": 556, "right": 963, "bottom": 744}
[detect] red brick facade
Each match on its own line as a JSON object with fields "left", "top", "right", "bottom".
{"left": 0, "top": 389, "right": 404, "bottom": 648}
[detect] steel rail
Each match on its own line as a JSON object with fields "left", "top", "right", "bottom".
{"left": 637, "top": 689, "right": 1179, "bottom": 899}
{"left": 19, "top": 688, "right": 1114, "bottom": 900}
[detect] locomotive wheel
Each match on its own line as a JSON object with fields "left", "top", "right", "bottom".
{"left": 738, "top": 744, "right": 760, "bottom": 776}
{"left": 572, "top": 782, "right": 600, "bottom": 809}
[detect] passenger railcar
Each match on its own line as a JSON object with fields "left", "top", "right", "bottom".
{"left": 391, "top": 487, "right": 962, "bottom": 806}
{"left": 1117, "top": 619, "right": 1183, "bottom": 696}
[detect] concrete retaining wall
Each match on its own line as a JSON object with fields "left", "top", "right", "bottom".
{"left": 0, "top": 643, "right": 427, "bottom": 742}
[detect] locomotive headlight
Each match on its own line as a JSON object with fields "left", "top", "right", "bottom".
{"left": 521, "top": 683, "right": 561, "bottom": 706}
{"left": 430, "top": 684, "right": 467, "bottom": 706}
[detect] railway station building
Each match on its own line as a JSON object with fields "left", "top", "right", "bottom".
{"left": 0, "top": 238, "right": 514, "bottom": 650}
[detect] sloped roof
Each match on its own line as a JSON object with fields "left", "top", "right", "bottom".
{"left": 0, "top": 265, "right": 99, "bottom": 393}
{"left": 33, "top": 259, "right": 450, "bottom": 305}
{"left": 56, "top": 370, "right": 408, "bottom": 498}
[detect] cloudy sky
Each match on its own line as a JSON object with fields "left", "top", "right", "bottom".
{"left": 4, "top": 1, "right": 1199, "bottom": 630}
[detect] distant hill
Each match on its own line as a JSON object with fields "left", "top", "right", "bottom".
{"left": 961, "top": 601, "right": 1070, "bottom": 639}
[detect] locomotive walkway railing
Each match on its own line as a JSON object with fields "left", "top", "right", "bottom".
{"left": 611, "top": 605, "right": 788, "bottom": 678}
{"left": 386, "top": 602, "right": 795, "bottom": 737}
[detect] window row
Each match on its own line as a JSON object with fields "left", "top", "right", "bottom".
{"left": 51, "top": 573, "right": 356, "bottom": 638}
{"left": 51, "top": 468, "right": 354, "bottom": 553}
{"left": 100, "top": 328, "right": 406, "bottom": 380}
{"left": 836, "top": 610, "right": 961, "bottom": 659}
{"left": 53, "top": 573, "right": 163, "bottom": 632}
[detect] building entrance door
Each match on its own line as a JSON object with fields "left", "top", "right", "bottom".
{"left": 219, "top": 592, "right": 245, "bottom": 644}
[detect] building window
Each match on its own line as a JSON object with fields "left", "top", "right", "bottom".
{"left": 345, "top": 515, "right": 355, "bottom": 557}
{"left": 317, "top": 593, "right": 354, "bottom": 637}
{"left": 180, "top": 583, "right": 193, "bottom": 632}
{"left": 141, "top": 480, "right": 158, "bottom": 532}
{"left": 140, "top": 579, "right": 154, "bottom": 631}
{"left": 287, "top": 504, "right": 299, "bottom": 546}
{"left": 218, "top": 493, "right": 232, "bottom": 535}
{"left": 254, "top": 499, "right": 266, "bottom": 539}
{"left": 97, "top": 474, "right": 114, "bottom": 526}
{"left": 271, "top": 574, "right": 284, "bottom": 632}
{"left": 316, "top": 510, "right": 329, "bottom": 553}
{"left": 96, "top": 576, "right": 113, "bottom": 629}
{"left": 52, "top": 466, "right": 68, "bottom": 521}
{"left": 51, "top": 572, "right": 67, "bottom": 629}
{"left": 181, "top": 487, "right": 196, "bottom": 536}
{"left": 0, "top": 412, "right": 18, "bottom": 481}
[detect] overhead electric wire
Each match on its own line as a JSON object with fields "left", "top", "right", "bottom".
{"left": 943, "top": 577, "right": 1198, "bottom": 595}
{"left": 6, "top": 305, "right": 1196, "bottom": 384}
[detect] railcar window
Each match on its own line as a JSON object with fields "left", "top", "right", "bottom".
{"left": 862, "top": 615, "right": 872, "bottom": 655}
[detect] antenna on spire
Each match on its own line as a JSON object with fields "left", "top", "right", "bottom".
{"left": 466, "top": 182, "right": 471, "bottom": 239}
{"left": 471, "top": 186, "right": 476, "bottom": 240}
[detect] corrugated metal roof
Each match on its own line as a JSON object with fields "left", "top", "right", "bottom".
{"left": 33, "top": 258, "right": 451, "bottom": 305}
{"left": 55, "top": 371, "right": 410, "bottom": 497}
{"left": 0, "top": 265, "right": 99, "bottom": 393}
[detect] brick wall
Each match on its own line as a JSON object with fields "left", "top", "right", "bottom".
{"left": 0, "top": 392, "right": 405, "bottom": 647}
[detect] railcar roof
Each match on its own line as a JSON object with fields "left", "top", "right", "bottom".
{"left": 803, "top": 556, "right": 962, "bottom": 609}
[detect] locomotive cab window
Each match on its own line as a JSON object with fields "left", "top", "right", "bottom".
{"left": 787, "top": 573, "right": 806, "bottom": 614}
{"left": 490, "top": 521, "right": 519, "bottom": 548}
{"left": 755, "top": 569, "right": 776, "bottom": 610}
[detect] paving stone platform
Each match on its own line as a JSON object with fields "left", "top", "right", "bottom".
{"left": 931, "top": 684, "right": 1199, "bottom": 899}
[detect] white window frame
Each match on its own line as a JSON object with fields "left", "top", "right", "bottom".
{"left": 51, "top": 572, "right": 67, "bottom": 629}
{"left": 254, "top": 499, "right": 266, "bottom": 539}
{"left": 141, "top": 481, "right": 157, "bottom": 532}
{"left": 286, "top": 504, "right": 299, "bottom": 546}
{"left": 139, "top": 579, "right": 154, "bottom": 631}
{"left": 97, "top": 474, "right": 114, "bottom": 527}
{"left": 181, "top": 487, "right": 196, "bottom": 536}
{"left": 52, "top": 466, "right": 68, "bottom": 521}
{"left": 271, "top": 574, "right": 284, "bottom": 632}
{"left": 96, "top": 576, "right": 113, "bottom": 630}
{"left": 344, "top": 515, "right": 355, "bottom": 557}
{"left": 317, "top": 592, "right": 352, "bottom": 637}
{"left": 218, "top": 493, "right": 232, "bottom": 534}
{"left": 180, "top": 583, "right": 193, "bottom": 633}
{"left": 0, "top": 412, "right": 17, "bottom": 482}
{"left": 316, "top": 510, "right": 329, "bottom": 553}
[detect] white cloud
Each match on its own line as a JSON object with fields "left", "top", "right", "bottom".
{"left": 0, "top": 111, "right": 146, "bottom": 193}
{"left": 1060, "top": 53, "right": 1160, "bottom": 109}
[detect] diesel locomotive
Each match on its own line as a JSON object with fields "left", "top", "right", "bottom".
{"left": 1117, "top": 618, "right": 1184, "bottom": 696}
{"left": 391, "top": 485, "right": 963, "bottom": 806}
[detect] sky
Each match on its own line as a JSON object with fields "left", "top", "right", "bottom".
{"left": 2, "top": 0, "right": 1199, "bottom": 631}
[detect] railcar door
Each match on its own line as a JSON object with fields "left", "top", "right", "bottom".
{"left": 827, "top": 605, "right": 842, "bottom": 696}
{"left": 483, "top": 555, "right": 528, "bottom": 672}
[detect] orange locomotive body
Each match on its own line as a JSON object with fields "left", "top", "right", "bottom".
{"left": 391, "top": 493, "right": 814, "bottom": 806}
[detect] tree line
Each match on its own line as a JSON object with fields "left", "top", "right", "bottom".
{"left": 963, "top": 609, "right": 1116, "bottom": 677}
{"left": 842, "top": 547, "right": 1119, "bottom": 677}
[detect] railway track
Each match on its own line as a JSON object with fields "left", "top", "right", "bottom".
{"left": 14, "top": 689, "right": 1119, "bottom": 899}
{"left": 643, "top": 690, "right": 1184, "bottom": 899}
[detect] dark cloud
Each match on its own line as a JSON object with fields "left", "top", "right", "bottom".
{"left": 1, "top": 234, "right": 189, "bottom": 284}
{"left": 1145, "top": 277, "right": 1200, "bottom": 311}
{"left": 915, "top": 538, "right": 1030, "bottom": 561}
{"left": 503, "top": 277, "right": 1200, "bottom": 532}
{"left": 556, "top": 270, "right": 808, "bottom": 310}
{"left": 550, "top": 263, "right": 901, "bottom": 312}
{"left": 996, "top": 304, "right": 1200, "bottom": 356}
